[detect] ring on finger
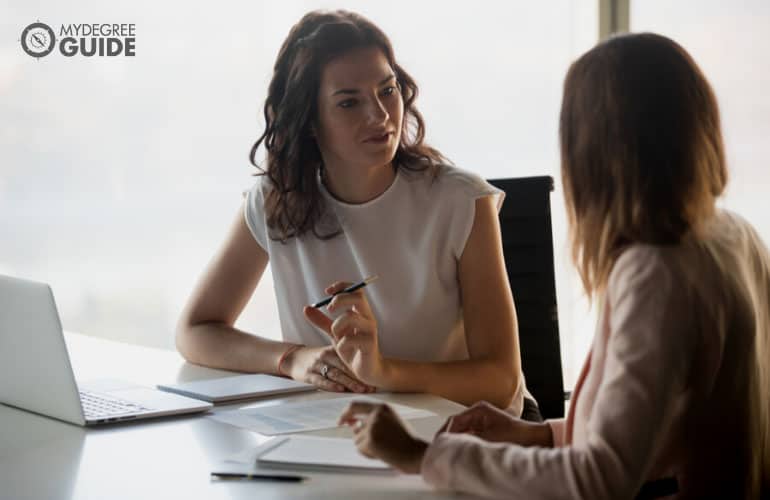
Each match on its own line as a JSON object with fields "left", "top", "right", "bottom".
{"left": 354, "top": 419, "right": 364, "bottom": 430}
{"left": 321, "top": 364, "right": 330, "bottom": 379}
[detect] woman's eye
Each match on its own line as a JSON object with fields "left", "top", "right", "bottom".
{"left": 381, "top": 86, "right": 397, "bottom": 97}
{"left": 338, "top": 99, "right": 357, "bottom": 109}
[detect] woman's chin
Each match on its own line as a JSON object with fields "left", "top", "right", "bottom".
{"left": 359, "top": 147, "right": 398, "bottom": 167}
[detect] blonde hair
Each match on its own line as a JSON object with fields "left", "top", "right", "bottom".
{"left": 560, "top": 32, "right": 768, "bottom": 496}
{"left": 559, "top": 33, "right": 727, "bottom": 298}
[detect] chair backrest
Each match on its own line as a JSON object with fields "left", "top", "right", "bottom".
{"left": 488, "top": 176, "right": 565, "bottom": 419}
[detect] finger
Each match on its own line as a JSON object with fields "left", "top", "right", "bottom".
{"left": 333, "top": 334, "right": 368, "bottom": 367}
{"left": 331, "top": 311, "right": 372, "bottom": 341}
{"left": 324, "top": 281, "right": 353, "bottom": 295}
{"left": 323, "top": 351, "right": 378, "bottom": 393}
{"left": 354, "top": 434, "right": 376, "bottom": 458}
{"left": 435, "top": 416, "right": 453, "bottom": 437}
{"left": 321, "top": 347, "right": 357, "bottom": 374}
{"left": 446, "top": 411, "right": 475, "bottom": 433}
{"left": 327, "top": 291, "right": 372, "bottom": 317}
{"left": 325, "top": 366, "right": 367, "bottom": 393}
{"left": 334, "top": 329, "right": 367, "bottom": 352}
{"left": 347, "top": 418, "right": 367, "bottom": 438}
{"left": 303, "top": 306, "right": 336, "bottom": 341}
{"left": 337, "top": 401, "right": 381, "bottom": 425}
{"left": 321, "top": 351, "right": 368, "bottom": 393}
{"left": 307, "top": 373, "right": 345, "bottom": 392}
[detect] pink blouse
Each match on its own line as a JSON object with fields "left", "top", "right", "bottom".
{"left": 421, "top": 210, "right": 770, "bottom": 499}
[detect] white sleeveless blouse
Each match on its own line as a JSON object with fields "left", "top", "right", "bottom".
{"left": 244, "top": 164, "right": 526, "bottom": 414}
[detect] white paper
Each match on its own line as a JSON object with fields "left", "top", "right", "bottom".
{"left": 208, "top": 396, "right": 434, "bottom": 435}
{"left": 216, "top": 436, "right": 394, "bottom": 476}
{"left": 259, "top": 436, "right": 392, "bottom": 471}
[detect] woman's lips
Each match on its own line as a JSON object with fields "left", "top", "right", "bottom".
{"left": 364, "top": 132, "right": 392, "bottom": 144}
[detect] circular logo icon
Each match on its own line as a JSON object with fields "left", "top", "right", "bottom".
{"left": 21, "top": 22, "right": 56, "bottom": 58}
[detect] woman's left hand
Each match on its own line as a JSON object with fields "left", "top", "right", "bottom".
{"left": 303, "top": 281, "right": 387, "bottom": 387}
{"left": 338, "top": 401, "right": 428, "bottom": 474}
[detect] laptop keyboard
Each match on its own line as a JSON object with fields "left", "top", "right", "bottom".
{"left": 79, "top": 390, "right": 152, "bottom": 420}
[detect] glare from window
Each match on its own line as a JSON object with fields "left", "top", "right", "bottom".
{"left": 3, "top": 1, "right": 600, "bottom": 389}
{"left": 631, "top": 0, "right": 770, "bottom": 246}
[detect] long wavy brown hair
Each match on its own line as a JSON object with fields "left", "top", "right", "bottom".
{"left": 560, "top": 33, "right": 727, "bottom": 297}
{"left": 249, "top": 10, "right": 447, "bottom": 242}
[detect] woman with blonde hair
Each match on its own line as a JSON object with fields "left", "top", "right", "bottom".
{"left": 339, "top": 33, "right": 770, "bottom": 499}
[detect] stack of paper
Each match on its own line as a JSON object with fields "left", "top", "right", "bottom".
{"left": 256, "top": 435, "right": 393, "bottom": 473}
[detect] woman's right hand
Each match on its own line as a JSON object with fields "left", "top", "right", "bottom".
{"left": 283, "top": 345, "right": 374, "bottom": 394}
{"left": 436, "top": 401, "right": 553, "bottom": 447}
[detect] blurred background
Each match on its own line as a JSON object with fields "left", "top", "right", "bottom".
{"left": 1, "top": 0, "right": 768, "bottom": 389}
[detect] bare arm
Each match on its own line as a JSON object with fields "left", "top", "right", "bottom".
{"left": 175, "top": 203, "right": 290, "bottom": 374}
{"left": 380, "top": 195, "right": 521, "bottom": 408}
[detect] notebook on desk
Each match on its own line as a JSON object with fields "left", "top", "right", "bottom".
{"left": 157, "top": 374, "right": 315, "bottom": 404}
{"left": 256, "top": 436, "right": 393, "bottom": 473}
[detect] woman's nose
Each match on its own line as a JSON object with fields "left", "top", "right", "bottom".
{"left": 366, "top": 97, "right": 389, "bottom": 125}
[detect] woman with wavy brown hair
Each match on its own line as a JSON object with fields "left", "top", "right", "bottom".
{"left": 175, "top": 10, "right": 536, "bottom": 417}
{"left": 341, "top": 33, "right": 770, "bottom": 499}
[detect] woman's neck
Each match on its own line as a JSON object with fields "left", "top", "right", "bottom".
{"left": 322, "top": 162, "right": 396, "bottom": 204}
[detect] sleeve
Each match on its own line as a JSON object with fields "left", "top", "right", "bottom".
{"left": 444, "top": 167, "right": 505, "bottom": 260}
{"left": 242, "top": 176, "right": 269, "bottom": 251}
{"left": 547, "top": 418, "right": 567, "bottom": 447}
{"left": 421, "top": 247, "right": 695, "bottom": 499}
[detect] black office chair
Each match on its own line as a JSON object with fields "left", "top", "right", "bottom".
{"left": 488, "top": 176, "right": 565, "bottom": 420}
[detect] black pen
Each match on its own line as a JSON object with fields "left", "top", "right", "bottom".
{"left": 311, "top": 275, "right": 379, "bottom": 308}
{"left": 210, "top": 472, "right": 306, "bottom": 482}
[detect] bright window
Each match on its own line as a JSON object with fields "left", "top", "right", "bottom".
{"left": 631, "top": 0, "right": 770, "bottom": 246}
{"left": 3, "top": 1, "right": 598, "bottom": 388}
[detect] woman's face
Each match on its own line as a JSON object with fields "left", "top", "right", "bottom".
{"left": 315, "top": 46, "right": 404, "bottom": 174}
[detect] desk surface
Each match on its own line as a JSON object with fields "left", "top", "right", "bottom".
{"left": 0, "top": 333, "right": 470, "bottom": 500}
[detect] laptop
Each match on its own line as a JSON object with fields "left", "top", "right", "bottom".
{"left": 0, "top": 274, "right": 213, "bottom": 426}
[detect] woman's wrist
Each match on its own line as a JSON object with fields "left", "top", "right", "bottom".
{"left": 277, "top": 344, "right": 304, "bottom": 377}
{"left": 403, "top": 437, "right": 429, "bottom": 474}
{"left": 373, "top": 356, "right": 399, "bottom": 390}
{"left": 373, "top": 357, "right": 431, "bottom": 393}
{"left": 530, "top": 422, "right": 554, "bottom": 447}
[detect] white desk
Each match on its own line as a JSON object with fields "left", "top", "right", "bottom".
{"left": 0, "top": 333, "right": 472, "bottom": 500}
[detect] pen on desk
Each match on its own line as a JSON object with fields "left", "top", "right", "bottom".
{"left": 210, "top": 472, "right": 306, "bottom": 482}
{"left": 311, "top": 275, "right": 379, "bottom": 308}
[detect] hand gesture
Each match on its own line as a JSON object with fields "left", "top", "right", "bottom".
{"left": 303, "top": 281, "right": 386, "bottom": 386}
{"left": 282, "top": 345, "right": 374, "bottom": 393}
{"left": 436, "top": 401, "right": 553, "bottom": 447}
{"left": 338, "top": 401, "right": 428, "bottom": 474}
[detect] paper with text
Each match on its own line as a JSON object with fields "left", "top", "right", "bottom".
{"left": 209, "top": 396, "right": 434, "bottom": 435}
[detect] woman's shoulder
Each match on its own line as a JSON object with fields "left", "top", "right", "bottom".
{"left": 607, "top": 209, "right": 769, "bottom": 303}
{"left": 401, "top": 163, "right": 502, "bottom": 202}
{"left": 710, "top": 209, "right": 768, "bottom": 253}
{"left": 609, "top": 244, "right": 675, "bottom": 295}
{"left": 245, "top": 171, "right": 276, "bottom": 195}
{"left": 436, "top": 164, "right": 496, "bottom": 195}
{"left": 243, "top": 173, "right": 282, "bottom": 215}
